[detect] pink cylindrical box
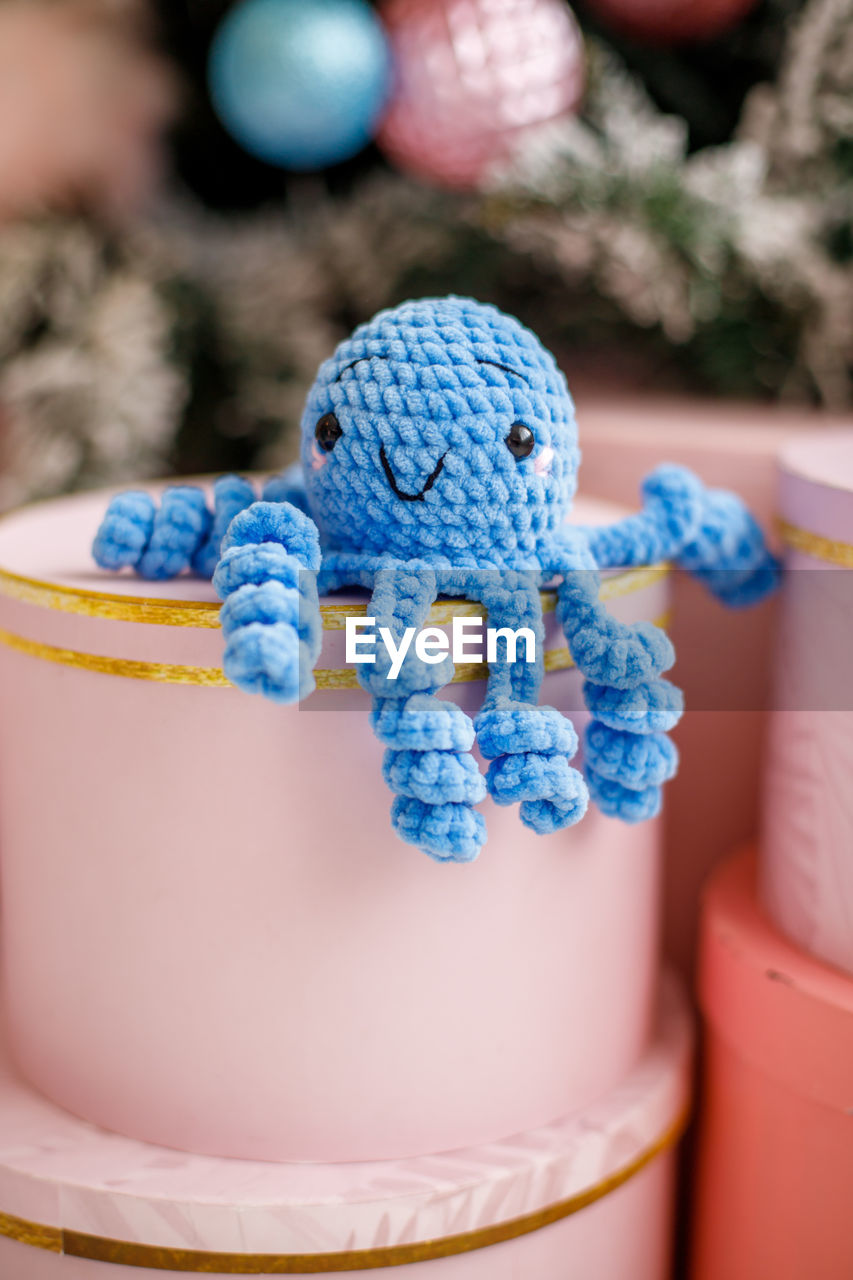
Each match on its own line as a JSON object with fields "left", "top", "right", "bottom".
{"left": 0, "top": 977, "right": 691, "bottom": 1280}
{"left": 761, "top": 431, "right": 853, "bottom": 975}
{"left": 0, "top": 487, "right": 669, "bottom": 1165}
{"left": 692, "top": 848, "right": 853, "bottom": 1280}
{"left": 576, "top": 394, "right": 852, "bottom": 972}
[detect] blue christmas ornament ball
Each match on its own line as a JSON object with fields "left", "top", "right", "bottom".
{"left": 208, "top": 0, "right": 391, "bottom": 170}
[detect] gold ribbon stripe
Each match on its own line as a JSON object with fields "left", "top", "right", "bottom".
{"left": 0, "top": 613, "right": 671, "bottom": 690}
{"left": 0, "top": 564, "right": 669, "bottom": 629}
{"left": 0, "top": 1211, "right": 61, "bottom": 1254}
{"left": 0, "top": 629, "right": 230, "bottom": 688}
{"left": 0, "top": 568, "right": 224, "bottom": 627}
{"left": 777, "top": 518, "right": 853, "bottom": 568}
{"left": 0, "top": 1108, "right": 687, "bottom": 1273}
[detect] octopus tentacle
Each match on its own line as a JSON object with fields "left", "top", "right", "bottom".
{"left": 549, "top": 532, "right": 682, "bottom": 823}
{"left": 92, "top": 475, "right": 264, "bottom": 581}
{"left": 192, "top": 475, "right": 258, "bottom": 578}
{"left": 213, "top": 501, "right": 322, "bottom": 703}
{"left": 362, "top": 563, "right": 486, "bottom": 864}
{"left": 93, "top": 485, "right": 211, "bottom": 581}
{"left": 577, "top": 464, "right": 780, "bottom": 606}
{"left": 261, "top": 462, "right": 311, "bottom": 515}
{"left": 549, "top": 533, "right": 675, "bottom": 691}
{"left": 465, "top": 569, "right": 588, "bottom": 835}
{"left": 92, "top": 489, "right": 156, "bottom": 573}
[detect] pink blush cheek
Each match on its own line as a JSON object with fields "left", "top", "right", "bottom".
{"left": 534, "top": 446, "right": 555, "bottom": 477}
{"left": 310, "top": 443, "right": 330, "bottom": 472}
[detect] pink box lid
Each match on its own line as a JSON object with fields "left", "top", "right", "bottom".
{"left": 699, "top": 849, "right": 853, "bottom": 1111}
{"left": 0, "top": 978, "right": 690, "bottom": 1268}
{"left": 0, "top": 487, "right": 668, "bottom": 682}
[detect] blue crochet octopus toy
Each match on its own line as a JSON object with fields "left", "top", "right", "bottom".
{"left": 93, "top": 296, "right": 779, "bottom": 863}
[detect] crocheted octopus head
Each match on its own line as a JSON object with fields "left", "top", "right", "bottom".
{"left": 300, "top": 296, "right": 579, "bottom": 566}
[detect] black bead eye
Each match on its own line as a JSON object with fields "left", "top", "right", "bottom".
{"left": 315, "top": 412, "right": 342, "bottom": 452}
{"left": 505, "top": 422, "right": 535, "bottom": 459}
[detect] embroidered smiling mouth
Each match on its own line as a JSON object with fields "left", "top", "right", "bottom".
{"left": 380, "top": 446, "right": 447, "bottom": 502}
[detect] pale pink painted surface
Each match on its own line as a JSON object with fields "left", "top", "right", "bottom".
{"left": 0, "top": 488, "right": 667, "bottom": 1165}
{"left": 778, "top": 432, "right": 853, "bottom": 543}
{"left": 693, "top": 849, "right": 853, "bottom": 1280}
{"left": 576, "top": 395, "right": 853, "bottom": 974}
{"left": 0, "top": 978, "right": 688, "bottom": 1276}
{"left": 761, "top": 430, "right": 853, "bottom": 976}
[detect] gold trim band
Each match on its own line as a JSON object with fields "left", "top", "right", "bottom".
{"left": 777, "top": 518, "right": 853, "bottom": 568}
{"left": 0, "top": 568, "right": 223, "bottom": 628}
{"left": 0, "top": 613, "right": 671, "bottom": 691}
{"left": 0, "top": 1108, "right": 687, "bottom": 1273}
{"left": 0, "top": 1211, "right": 61, "bottom": 1254}
{"left": 0, "top": 629, "right": 230, "bottom": 688}
{"left": 0, "top": 564, "right": 668, "bottom": 630}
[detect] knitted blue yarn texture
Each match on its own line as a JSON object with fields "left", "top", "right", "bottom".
{"left": 92, "top": 295, "right": 780, "bottom": 863}
{"left": 300, "top": 295, "right": 580, "bottom": 568}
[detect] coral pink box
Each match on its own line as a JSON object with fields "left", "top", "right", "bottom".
{"left": 692, "top": 849, "right": 853, "bottom": 1280}
{"left": 0, "top": 977, "right": 691, "bottom": 1279}
{"left": 761, "top": 431, "right": 853, "bottom": 976}
{"left": 577, "top": 394, "right": 851, "bottom": 971}
{"left": 0, "top": 487, "right": 670, "bottom": 1165}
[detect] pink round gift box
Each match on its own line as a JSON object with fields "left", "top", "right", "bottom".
{"left": 0, "top": 486, "right": 670, "bottom": 1165}
{"left": 761, "top": 430, "right": 853, "bottom": 976}
{"left": 692, "top": 848, "right": 853, "bottom": 1280}
{"left": 0, "top": 977, "right": 690, "bottom": 1279}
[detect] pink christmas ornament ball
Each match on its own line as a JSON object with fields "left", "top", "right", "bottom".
{"left": 376, "top": 0, "right": 585, "bottom": 190}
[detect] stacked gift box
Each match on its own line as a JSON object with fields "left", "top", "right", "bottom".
{"left": 692, "top": 431, "right": 853, "bottom": 1279}
{"left": 0, "top": 489, "right": 690, "bottom": 1279}
{"left": 2, "top": 420, "right": 853, "bottom": 1277}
